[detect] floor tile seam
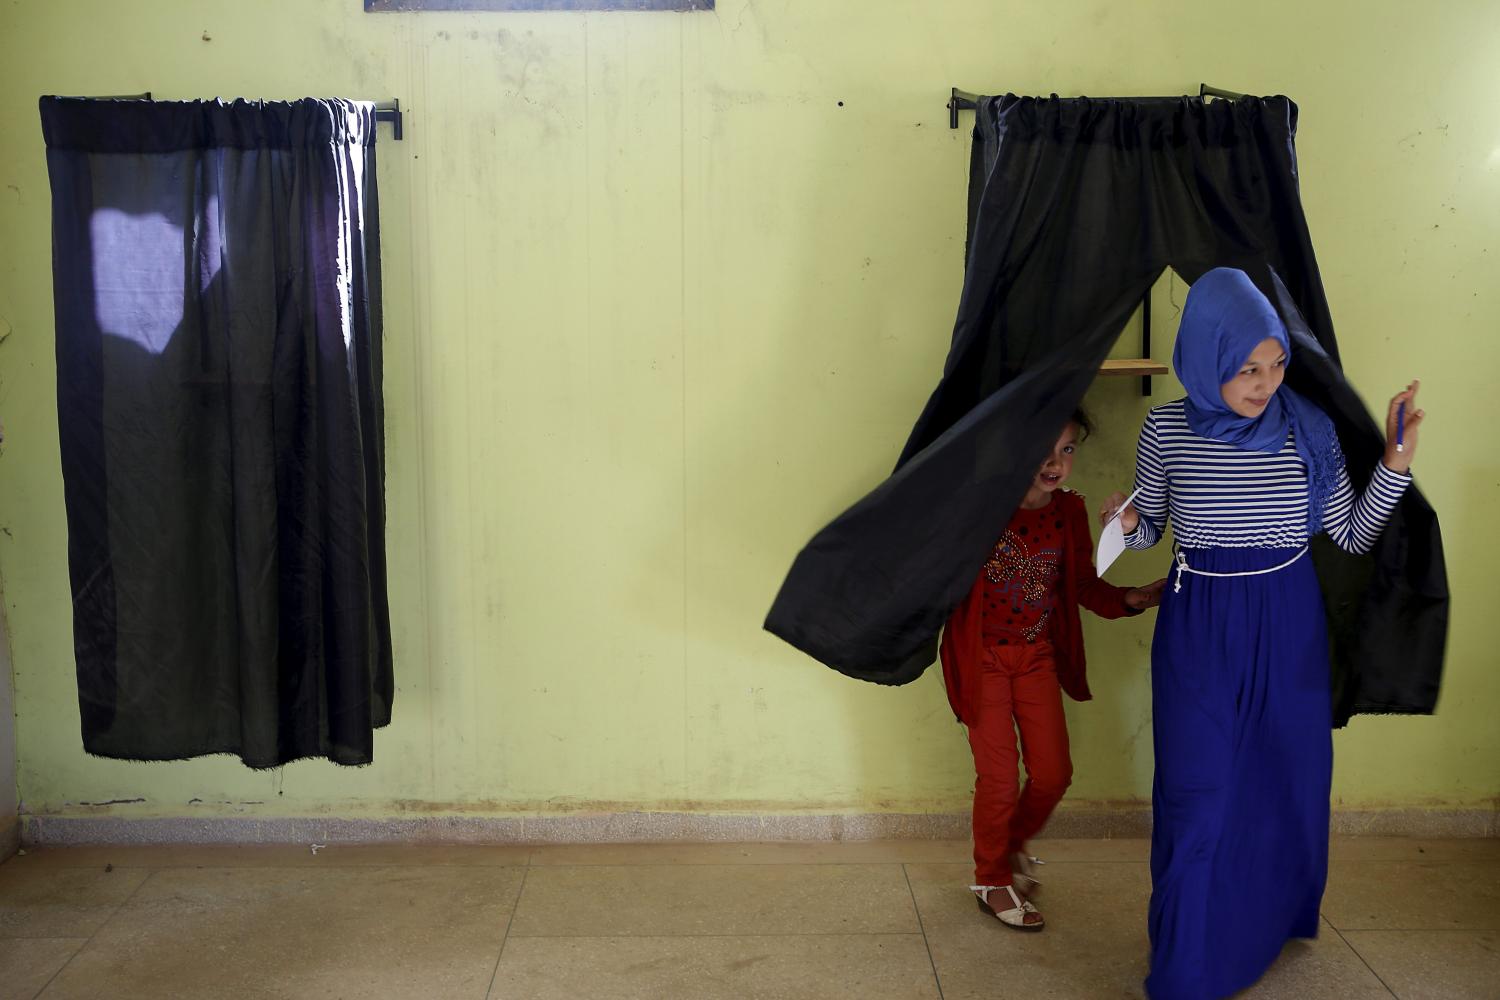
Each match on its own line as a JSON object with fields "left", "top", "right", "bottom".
{"left": 1328, "top": 924, "right": 1500, "bottom": 932}
{"left": 521, "top": 860, "right": 1148, "bottom": 868}
{"left": 1333, "top": 863, "right": 1500, "bottom": 869}
{"left": 11, "top": 859, "right": 1152, "bottom": 870}
{"left": 524, "top": 860, "right": 913, "bottom": 867}
{"left": 1327, "top": 920, "right": 1400, "bottom": 999}
{"left": 30, "top": 868, "right": 159, "bottom": 999}
{"left": 8, "top": 863, "right": 1146, "bottom": 869}
{"left": 902, "top": 863, "right": 947, "bottom": 1000}
{"left": 26, "top": 940, "right": 89, "bottom": 1000}
{"left": 521, "top": 862, "right": 955, "bottom": 867}
{"left": 484, "top": 865, "right": 532, "bottom": 1000}
{"left": 1335, "top": 927, "right": 1500, "bottom": 935}
{"left": 1331, "top": 858, "right": 1500, "bottom": 866}
{"left": 12, "top": 862, "right": 533, "bottom": 871}
{"left": 502, "top": 930, "right": 929, "bottom": 939}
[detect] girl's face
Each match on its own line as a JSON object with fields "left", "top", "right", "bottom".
{"left": 1033, "top": 422, "right": 1080, "bottom": 495}
{"left": 1220, "top": 337, "right": 1287, "bottom": 418}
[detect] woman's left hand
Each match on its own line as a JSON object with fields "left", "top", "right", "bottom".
{"left": 1125, "top": 578, "right": 1167, "bottom": 611}
{"left": 1383, "top": 379, "right": 1424, "bottom": 474}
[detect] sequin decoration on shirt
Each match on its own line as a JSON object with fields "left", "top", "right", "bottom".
{"left": 982, "top": 502, "right": 1064, "bottom": 645}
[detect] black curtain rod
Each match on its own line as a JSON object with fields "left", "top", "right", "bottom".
{"left": 948, "top": 83, "right": 1249, "bottom": 129}
{"left": 75, "top": 93, "right": 404, "bottom": 141}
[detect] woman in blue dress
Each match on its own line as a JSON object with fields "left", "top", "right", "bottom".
{"left": 1103, "top": 268, "right": 1423, "bottom": 999}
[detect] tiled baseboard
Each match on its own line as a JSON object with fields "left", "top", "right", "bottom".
{"left": 19, "top": 804, "right": 1498, "bottom": 846}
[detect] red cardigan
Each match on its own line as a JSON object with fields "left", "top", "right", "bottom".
{"left": 939, "top": 489, "right": 1137, "bottom": 725}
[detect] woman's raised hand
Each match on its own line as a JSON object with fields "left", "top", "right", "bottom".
{"left": 1384, "top": 379, "right": 1424, "bottom": 474}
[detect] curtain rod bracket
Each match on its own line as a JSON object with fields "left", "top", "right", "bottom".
{"left": 948, "top": 88, "right": 979, "bottom": 129}
{"left": 374, "top": 99, "right": 403, "bottom": 141}
{"left": 1199, "top": 83, "right": 1247, "bottom": 101}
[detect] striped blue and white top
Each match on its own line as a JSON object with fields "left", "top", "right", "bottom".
{"left": 1123, "top": 399, "right": 1411, "bottom": 553}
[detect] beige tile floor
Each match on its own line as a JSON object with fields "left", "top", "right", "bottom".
{"left": 0, "top": 837, "right": 1496, "bottom": 999}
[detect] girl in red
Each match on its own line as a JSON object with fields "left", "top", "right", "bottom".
{"left": 941, "top": 410, "right": 1164, "bottom": 930}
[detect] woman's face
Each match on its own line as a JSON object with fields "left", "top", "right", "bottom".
{"left": 1220, "top": 337, "right": 1287, "bottom": 418}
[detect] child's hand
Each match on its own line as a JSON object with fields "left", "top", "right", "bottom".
{"left": 1100, "top": 492, "right": 1140, "bottom": 534}
{"left": 1383, "top": 379, "right": 1424, "bottom": 474}
{"left": 1125, "top": 578, "right": 1167, "bottom": 611}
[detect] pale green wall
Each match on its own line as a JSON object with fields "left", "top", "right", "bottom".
{"left": 0, "top": 0, "right": 1494, "bottom": 823}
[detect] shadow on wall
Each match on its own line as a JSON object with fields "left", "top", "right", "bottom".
{"left": 1, "top": 590, "right": 19, "bottom": 858}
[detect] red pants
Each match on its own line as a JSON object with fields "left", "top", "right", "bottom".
{"left": 966, "top": 642, "right": 1073, "bottom": 886}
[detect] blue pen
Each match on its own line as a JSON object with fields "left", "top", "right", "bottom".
{"left": 1396, "top": 402, "right": 1405, "bottom": 454}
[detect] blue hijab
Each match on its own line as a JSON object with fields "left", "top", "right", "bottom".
{"left": 1173, "top": 268, "right": 1339, "bottom": 534}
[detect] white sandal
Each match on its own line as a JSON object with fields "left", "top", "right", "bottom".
{"left": 970, "top": 884, "right": 1044, "bottom": 931}
{"left": 1011, "top": 853, "right": 1046, "bottom": 898}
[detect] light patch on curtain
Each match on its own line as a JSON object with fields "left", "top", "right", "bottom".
{"left": 89, "top": 197, "right": 222, "bottom": 354}
{"left": 338, "top": 150, "right": 357, "bottom": 351}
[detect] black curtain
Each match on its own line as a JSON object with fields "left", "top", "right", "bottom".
{"left": 40, "top": 97, "right": 393, "bottom": 766}
{"left": 765, "top": 95, "right": 1447, "bottom": 726}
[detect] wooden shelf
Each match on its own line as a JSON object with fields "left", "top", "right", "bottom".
{"left": 1099, "top": 359, "right": 1169, "bottom": 377}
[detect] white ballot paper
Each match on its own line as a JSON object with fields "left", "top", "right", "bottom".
{"left": 1095, "top": 488, "right": 1142, "bottom": 577}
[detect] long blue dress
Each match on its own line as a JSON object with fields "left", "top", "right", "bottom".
{"left": 1126, "top": 400, "right": 1410, "bottom": 999}
{"left": 1147, "top": 546, "right": 1329, "bottom": 997}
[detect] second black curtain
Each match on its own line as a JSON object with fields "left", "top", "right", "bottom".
{"left": 41, "top": 97, "right": 393, "bottom": 766}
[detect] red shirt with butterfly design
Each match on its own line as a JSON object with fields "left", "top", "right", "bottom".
{"left": 940, "top": 489, "right": 1140, "bottom": 724}
{"left": 980, "top": 503, "right": 1066, "bottom": 646}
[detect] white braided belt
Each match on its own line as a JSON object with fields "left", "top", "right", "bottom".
{"left": 1172, "top": 546, "right": 1309, "bottom": 593}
